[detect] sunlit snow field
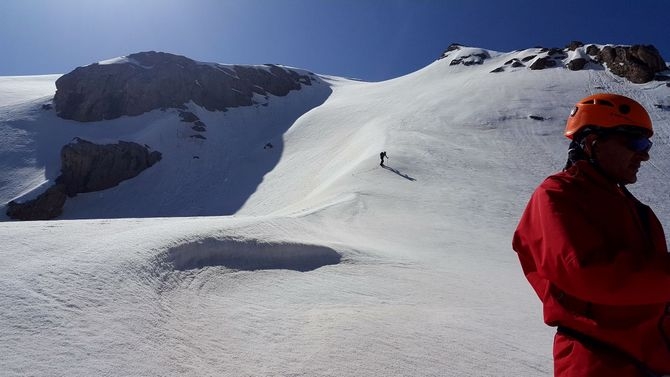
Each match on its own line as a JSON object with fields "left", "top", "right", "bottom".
{"left": 1, "top": 47, "right": 669, "bottom": 376}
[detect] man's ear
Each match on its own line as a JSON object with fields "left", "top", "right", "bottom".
{"left": 581, "top": 134, "right": 598, "bottom": 158}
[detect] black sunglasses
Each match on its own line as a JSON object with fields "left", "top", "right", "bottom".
{"left": 596, "top": 127, "right": 653, "bottom": 154}
{"left": 626, "top": 136, "right": 653, "bottom": 153}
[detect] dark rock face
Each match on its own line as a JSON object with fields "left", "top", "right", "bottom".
{"left": 492, "top": 58, "right": 526, "bottom": 73}
{"left": 57, "top": 138, "right": 162, "bottom": 196}
{"left": 548, "top": 48, "right": 567, "bottom": 58}
{"left": 179, "top": 111, "right": 207, "bottom": 137}
{"left": 598, "top": 45, "right": 668, "bottom": 83}
{"left": 449, "top": 51, "right": 490, "bottom": 66}
{"left": 54, "top": 51, "right": 314, "bottom": 122}
{"left": 439, "top": 44, "right": 490, "bottom": 66}
{"left": 7, "top": 139, "right": 162, "bottom": 220}
{"left": 586, "top": 45, "right": 601, "bottom": 56}
{"left": 567, "top": 41, "right": 585, "bottom": 51}
{"left": 529, "top": 57, "right": 557, "bottom": 70}
{"left": 567, "top": 58, "right": 588, "bottom": 71}
{"left": 441, "top": 43, "right": 464, "bottom": 56}
{"left": 6, "top": 184, "right": 67, "bottom": 221}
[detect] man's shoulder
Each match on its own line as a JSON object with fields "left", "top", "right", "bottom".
{"left": 536, "top": 162, "right": 612, "bottom": 201}
{"left": 540, "top": 170, "right": 575, "bottom": 190}
{"left": 540, "top": 161, "right": 596, "bottom": 188}
{"left": 532, "top": 168, "right": 592, "bottom": 203}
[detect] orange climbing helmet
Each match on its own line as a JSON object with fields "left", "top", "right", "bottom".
{"left": 564, "top": 93, "right": 653, "bottom": 139}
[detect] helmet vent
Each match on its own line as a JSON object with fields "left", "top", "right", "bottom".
{"left": 595, "top": 99, "right": 614, "bottom": 107}
{"left": 619, "top": 104, "right": 631, "bottom": 114}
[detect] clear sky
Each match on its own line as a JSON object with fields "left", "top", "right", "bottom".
{"left": 1, "top": 0, "right": 669, "bottom": 81}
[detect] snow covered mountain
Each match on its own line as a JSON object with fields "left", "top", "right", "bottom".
{"left": 1, "top": 43, "right": 669, "bottom": 376}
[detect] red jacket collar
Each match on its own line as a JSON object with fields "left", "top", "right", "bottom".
{"left": 563, "top": 160, "right": 627, "bottom": 197}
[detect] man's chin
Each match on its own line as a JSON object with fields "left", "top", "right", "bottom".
{"left": 623, "top": 175, "right": 638, "bottom": 185}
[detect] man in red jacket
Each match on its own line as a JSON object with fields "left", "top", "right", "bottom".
{"left": 513, "top": 93, "right": 670, "bottom": 376}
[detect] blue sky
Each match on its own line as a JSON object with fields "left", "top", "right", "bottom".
{"left": 1, "top": 0, "right": 668, "bottom": 81}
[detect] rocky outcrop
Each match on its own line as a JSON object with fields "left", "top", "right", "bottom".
{"left": 597, "top": 45, "right": 668, "bottom": 83}
{"left": 440, "top": 43, "right": 464, "bottom": 56}
{"left": 444, "top": 41, "right": 668, "bottom": 84}
{"left": 57, "top": 138, "right": 162, "bottom": 196}
{"left": 529, "top": 57, "right": 557, "bottom": 70}
{"left": 491, "top": 58, "right": 525, "bottom": 73}
{"left": 566, "top": 41, "right": 585, "bottom": 51}
{"left": 567, "top": 58, "right": 588, "bottom": 71}
{"left": 54, "top": 51, "right": 314, "bottom": 122}
{"left": 6, "top": 184, "right": 67, "bottom": 221}
{"left": 440, "top": 44, "right": 491, "bottom": 66}
{"left": 6, "top": 139, "right": 161, "bottom": 220}
{"left": 449, "top": 53, "right": 489, "bottom": 66}
{"left": 586, "top": 45, "right": 601, "bottom": 56}
{"left": 179, "top": 111, "right": 207, "bottom": 138}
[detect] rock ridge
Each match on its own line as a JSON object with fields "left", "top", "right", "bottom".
{"left": 442, "top": 42, "right": 668, "bottom": 84}
{"left": 54, "top": 51, "right": 315, "bottom": 122}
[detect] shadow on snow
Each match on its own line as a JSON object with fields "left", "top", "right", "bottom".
{"left": 382, "top": 165, "right": 416, "bottom": 181}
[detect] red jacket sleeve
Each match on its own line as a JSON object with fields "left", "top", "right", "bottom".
{"left": 515, "top": 178, "right": 670, "bottom": 306}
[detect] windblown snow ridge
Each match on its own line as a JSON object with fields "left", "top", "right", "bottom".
{"left": 167, "top": 237, "right": 342, "bottom": 272}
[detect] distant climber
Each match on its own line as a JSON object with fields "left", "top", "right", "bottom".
{"left": 379, "top": 151, "right": 388, "bottom": 166}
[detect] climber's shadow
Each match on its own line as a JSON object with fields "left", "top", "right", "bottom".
{"left": 382, "top": 165, "right": 416, "bottom": 181}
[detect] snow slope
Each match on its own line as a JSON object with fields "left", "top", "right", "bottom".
{"left": 1, "top": 47, "right": 669, "bottom": 376}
